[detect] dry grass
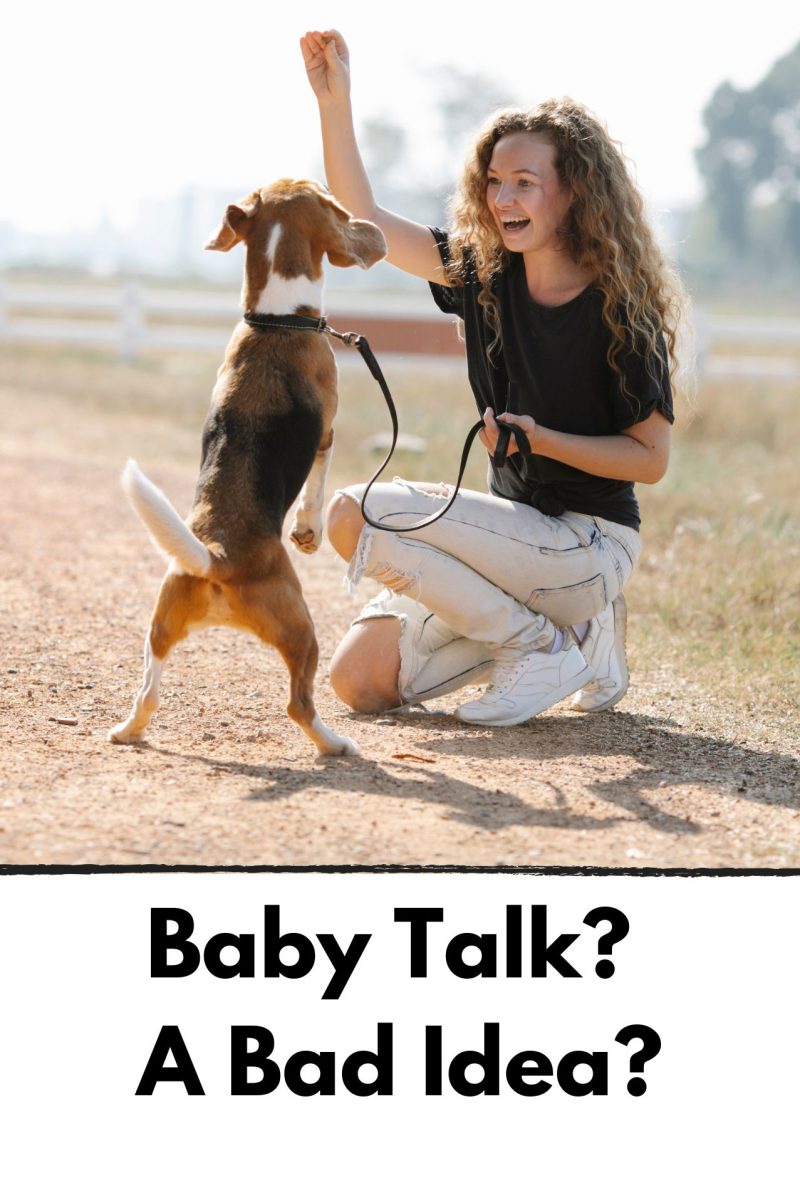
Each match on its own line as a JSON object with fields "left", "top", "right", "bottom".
{"left": 1, "top": 340, "right": 797, "bottom": 736}
{"left": 634, "top": 378, "right": 800, "bottom": 721}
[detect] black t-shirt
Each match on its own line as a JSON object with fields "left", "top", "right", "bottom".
{"left": 428, "top": 227, "right": 674, "bottom": 530}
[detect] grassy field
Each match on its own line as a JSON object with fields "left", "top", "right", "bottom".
{"left": 1, "top": 339, "right": 798, "bottom": 742}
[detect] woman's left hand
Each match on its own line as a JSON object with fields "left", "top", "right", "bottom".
{"left": 479, "top": 408, "right": 536, "bottom": 458}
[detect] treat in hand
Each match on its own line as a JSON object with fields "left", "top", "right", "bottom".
{"left": 300, "top": 29, "right": 351, "bottom": 104}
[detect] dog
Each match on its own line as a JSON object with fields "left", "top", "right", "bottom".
{"left": 108, "top": 179, "right": 386, "bottom": 755}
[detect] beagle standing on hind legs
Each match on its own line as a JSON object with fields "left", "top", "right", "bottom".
{"left": 108, "top": 179, "right": 386, "bottom": 756}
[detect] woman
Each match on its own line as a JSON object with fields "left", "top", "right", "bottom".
{"left": 300, "top": 29, "right": 683, "bottom": 727}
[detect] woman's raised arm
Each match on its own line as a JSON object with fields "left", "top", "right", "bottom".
{"left": 300, "top": 29, "right": 447, "bottom": 284}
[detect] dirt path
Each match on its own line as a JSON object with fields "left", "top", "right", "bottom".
{"left": 1, "top": 445, "right": 798, "bottom": 868}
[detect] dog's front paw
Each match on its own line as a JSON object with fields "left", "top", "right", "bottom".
{"left": 290, "top": 520, "right": 323, "bottom": 554}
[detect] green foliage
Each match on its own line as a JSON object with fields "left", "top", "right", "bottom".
{"left": 695, "top": 40, "right": 800, "bottom": 270}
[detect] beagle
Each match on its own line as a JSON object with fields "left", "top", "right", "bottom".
{"left": 109, "top": 179, "right": 386, "bottom": 756}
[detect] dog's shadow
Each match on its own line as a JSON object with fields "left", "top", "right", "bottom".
{"left": 139, "top": 706, "right": 800, "bottom": 840}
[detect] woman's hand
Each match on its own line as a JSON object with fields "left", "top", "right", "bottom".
{"left": 300, "top": 29, "right": 351, "bottom": 106}
{"left": 479, "top": 408, "right": 536, "bottom": 458}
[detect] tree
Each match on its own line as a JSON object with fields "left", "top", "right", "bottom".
{"left": 696, "top": 40, "right": 800, "bottom": 263}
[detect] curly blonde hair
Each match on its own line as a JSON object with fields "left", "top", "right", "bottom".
{"left": 447, "top": 99, "right": 687, "bottom": 401}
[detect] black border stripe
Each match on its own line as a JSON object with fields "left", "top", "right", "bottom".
{"left": 1, "top": 864, "right": 798, "bottom": 877}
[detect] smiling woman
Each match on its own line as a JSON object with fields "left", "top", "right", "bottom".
{"left": 485, "top": 133, "right": 579, "bottom": 273}
{"left": 301, "top": 27, "right": 687, "bottom": 729}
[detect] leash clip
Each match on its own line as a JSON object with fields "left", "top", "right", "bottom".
{"left": 315, "top": 319, "right": 366, "bottom": 350}
{"left": 326, "top": 328, "right": 362, "bottom": 347}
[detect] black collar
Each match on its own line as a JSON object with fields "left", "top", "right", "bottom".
{"left": 243, "top": 311, "right": 328, "bottom": 335}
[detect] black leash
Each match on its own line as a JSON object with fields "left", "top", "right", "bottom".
{"left": 243, "top": 311, "right": 530, "bottom": 532}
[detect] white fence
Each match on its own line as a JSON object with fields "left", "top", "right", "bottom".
{"left": 1, "top": 281, "right": 799, "bottom": 378}
{"left": 0, "top": 282, "right": 256, "bottom": 358}
{"left": 0, "top": 281, "right": 455, "bottom": 360}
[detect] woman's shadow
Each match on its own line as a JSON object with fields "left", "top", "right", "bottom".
{"left": 154, "top": 707, "right": 799, "bottom": 840}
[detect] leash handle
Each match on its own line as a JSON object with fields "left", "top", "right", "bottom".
{"left": 492, "top": 417, "right": 531, "bottom": 466}
{"left": 491, "top": 379, "right": 530, "bottom": 467}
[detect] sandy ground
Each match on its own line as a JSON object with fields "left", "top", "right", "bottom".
{"left": 1, "top": 441, "right": 798, "bottom": 869}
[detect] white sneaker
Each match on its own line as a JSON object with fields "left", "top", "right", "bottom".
{"left": 570, "top": 594, "right": 628, "bottom": 712}
{"left": 456, "top": 642, "right": 594, "bottom": 727}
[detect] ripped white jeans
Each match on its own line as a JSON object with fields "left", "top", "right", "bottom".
{"left": 339, "top": 479, "right": 642, "bottom": 703}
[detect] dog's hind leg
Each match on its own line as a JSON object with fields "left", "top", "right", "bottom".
{"left": 234, "top": 570, "right": 359, "bottom": 757}
{"left": 108, "top": 635, "right": 167, "bottom": 744}
{"left": 290, "top": 428, "right": 334, "bottom": 555}
{"left": 109, "top": 573, "right": 202, "bottom": 744}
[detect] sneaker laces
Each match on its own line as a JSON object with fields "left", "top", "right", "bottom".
{"left": 485, "top": 648, "right": 538, "bottom": 695}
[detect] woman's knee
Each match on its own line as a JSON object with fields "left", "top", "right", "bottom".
{"left": 326, "top": 492, "right": 364, "bottom": 561}
{"left": 329, "top": 620, "right": 402, "bottom": 713}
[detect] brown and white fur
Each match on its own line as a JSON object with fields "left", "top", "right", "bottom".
{"left": 108, "top": 179, "right": 386, "bottom": 755}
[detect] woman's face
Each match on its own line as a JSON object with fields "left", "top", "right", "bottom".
{"left": 485, "top": 131, "right": 573, "bottom": 254}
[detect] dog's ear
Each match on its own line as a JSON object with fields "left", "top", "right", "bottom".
{"left": 204, "top": 196, "right": 261, "bottom": 252}
{"left": 318, "top": 193, "right": 387, "bottom": 269}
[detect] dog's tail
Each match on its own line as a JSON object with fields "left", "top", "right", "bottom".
{"left": 121, "top": 459, "right": 214, "bottom": 577}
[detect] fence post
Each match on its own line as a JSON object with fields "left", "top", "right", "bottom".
{"left": 120, "top": 281, "right": 143, "bottom": 360}
{"left": 692, "top": 307, "right": 711, "bottom": 382}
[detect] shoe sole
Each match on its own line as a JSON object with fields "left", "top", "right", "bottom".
{"left": 457, "top": 663, "right": 595, "bottom": 727}
{"left": 571, "top": 594, "right": 629, "bottom": 713}
{"left": 572, "top": 679, "right": 628, "bottom": 713}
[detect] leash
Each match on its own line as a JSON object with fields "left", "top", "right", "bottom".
{"left": 243, "top": 311, "right": 531, "bottom": 532}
